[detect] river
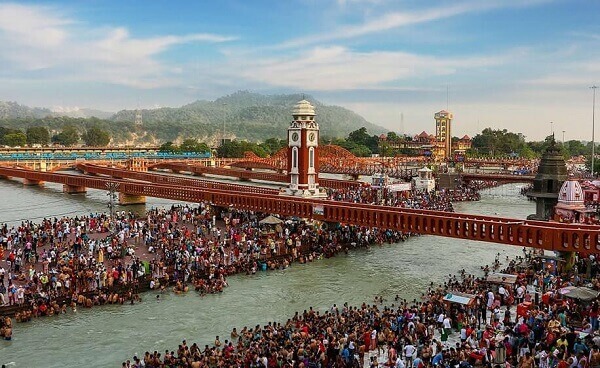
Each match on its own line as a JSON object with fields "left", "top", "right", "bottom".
{"left": 0, "top": 181, "right": 533, "bottom": 367}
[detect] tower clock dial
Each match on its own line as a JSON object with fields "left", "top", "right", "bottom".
{"left": 309, "top": 132, "right": 316, "bottom": 142}
{"left": 291, "top": 132, "right": 299, "bottom": 142}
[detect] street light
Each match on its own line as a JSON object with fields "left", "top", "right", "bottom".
{"left": 591, "top": 86, "right": 598, "bottom": 177}
{"left": 106, "top": 181, "right": 119, "bottom": 220}
{"left": 562, "top": 130, "right": 565, "bottom": 143}
{"left": 550, "top": 121, "right": 554, "bottom": 137}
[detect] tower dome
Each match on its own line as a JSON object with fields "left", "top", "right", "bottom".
{"left": 557, "top": 180, "right": 584, "bottom": 206}
{"left": 292, "top": 100, "right": 316, "bottom": 116}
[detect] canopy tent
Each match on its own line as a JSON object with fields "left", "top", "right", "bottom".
{"left": 259, "top": 215, "right": 284, "bottom": 225}
{"left": 443, "top": 292, "right": 477, "bottom": 306}
{"left": 487, "top": 273, "right": 518, "bottom": 285}
{"left": 559, "top": 286, "right": 600, "bottom": 302}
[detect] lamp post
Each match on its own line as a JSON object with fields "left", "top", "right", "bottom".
{"left": 562, "top": 130, "right": 565, "bottom": 143}
{"left": 550, "top": 121, "right": 554, "bottom": 137}
{"left": 591, "top": 86, "right": 598, "bottom": 177}
{"left": 106, "top": 181, "right": 119, "bottom": 221}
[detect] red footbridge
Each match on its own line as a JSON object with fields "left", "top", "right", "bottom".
{"left": 0, "top": 164, "right": 598, "bottom": 255}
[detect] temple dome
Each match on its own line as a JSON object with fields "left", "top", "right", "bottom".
{"left": 292, "top": 100, "right": 316, "bottom": 116}
{"left": 557, "top": 180, "right": 584, "bottom": 206}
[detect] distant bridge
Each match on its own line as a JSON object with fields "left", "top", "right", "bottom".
{"left": 149, "top": 162, "right": 362, "bottom": 190}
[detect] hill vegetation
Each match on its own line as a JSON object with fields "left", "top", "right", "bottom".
{"left": 111, "top": 91, "right": 386, "bottom": 143}
{"left": 0, "top": 91, "right": 386, "bottom": 145}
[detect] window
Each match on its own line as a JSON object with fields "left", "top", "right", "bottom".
{"left": 309, "top": 147, "right": 314, "bottom": 168}
{"left": 292, "top": 147, "right": 298, "bottom": 169}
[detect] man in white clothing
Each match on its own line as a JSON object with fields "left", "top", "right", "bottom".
{"left": 404, "top": 343, "right": 416, "bottom": 368}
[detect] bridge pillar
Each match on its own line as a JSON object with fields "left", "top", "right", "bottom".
{"left": 63, "top": 184, "right": 87, "bottom": 194}
{"left": 118, "top": 193, "right": 146, "bottom": 205}
{"left": 23, "top": 179, "right": 43, "bottom": 186}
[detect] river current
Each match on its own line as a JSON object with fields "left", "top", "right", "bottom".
{"left": 0, "top": 180, "right": 532, "bottom": 367}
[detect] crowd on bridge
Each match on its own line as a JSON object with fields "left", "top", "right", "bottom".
{"left": 328, "top": 185, "right": 481, "bottom": 212}
{"left": 120, "top": 250, "right": 600, "bottom": 368}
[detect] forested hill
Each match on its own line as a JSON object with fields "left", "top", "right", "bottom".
{"left": 110, "top": 91, "right": 387, "bottom": 142}
{"left": 0, "top": 101, "right": 53, "bottom": 119}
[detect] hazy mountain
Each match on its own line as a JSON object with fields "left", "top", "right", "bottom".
{"left": 111, "top": 91, "right": 387, "bottom": 142}
{"left": 52, "top": 107, "right": 114, "bottom": 119}
{"left": 0, "top": 101, "right": 52, "bottom": 119}
{"left": 0, "top": 101, "right": 114, "bottom": 120}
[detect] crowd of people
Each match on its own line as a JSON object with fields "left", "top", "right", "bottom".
{"left": 122, "top": 250, "right": 600, "bottom": 368}
{"left": 1, "top": 183, "right": 480, "bottom": 325}
{"left": 5, "top": 179, "right": 599, "bottom": 368}
{"left": 328, "top": 185, "right": 482, "bottom": 212}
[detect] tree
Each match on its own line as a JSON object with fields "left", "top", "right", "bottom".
{"left": 586, "top": 157, "right": 600, "bottom": 176}
{"left": 348, "top": 127, "right": 371, "bottom": 146}
{"left": 4, "top": 132, "right": 27, "bottom": 147}
{"left": 335, "top": 139, "right": 372, "bottom": 157}
{"left": 259, "top": 138, "right": 286, "bottom": 155}
{"left": 26, "top": 126, "right": 50, "bottom": 145}
{"left": 0, "top": 126, "right": 22, "bottom": 145}
{"left": 159, "top": 141, "right": 178, "bottom": 152}
{"left": 53, "top": 125, "right": 80, "bottom": 146}
{"left": 386, "top": 131, "right": 400, "bottom": 142}
{"left": 179, "top": 139, "right": 210, "bottom": 153}
{"left": 471, "top": 128, "right": 529, "bottom": 157}
{"left": 82, "top": 126, "right": 110, "bottom": 146}
{"left": 347, "top": 127, "right": 380, "bottom": 155}
{"left": 217, "top": 140, "right": 269, "bottom": 158}
{"left": 564, "top": 140, "right": 589, "bottom": 157}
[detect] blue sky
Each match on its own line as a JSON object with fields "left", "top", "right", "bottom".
{"left": 0, "top": 0, "right": 599, "bottom": 140}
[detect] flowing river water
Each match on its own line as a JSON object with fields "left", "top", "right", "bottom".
{"left": 0, "top": 179, "right": 533, "bottom": 367}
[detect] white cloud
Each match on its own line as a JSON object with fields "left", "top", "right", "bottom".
{"left": 279, "top": 0, "right": 551, "bottom": 49}
{"left": 230, "top": 46, "right": 508, "bottom": 91}
{"left": 0, "top": 3, "right": 71, "bottom": 48}
{"left": 0, "top": 3, "right": 236, "bottom": 88}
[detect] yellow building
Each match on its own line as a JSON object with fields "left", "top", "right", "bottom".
{"left": 434, "top": 110, "right": 453, "bottom": 160}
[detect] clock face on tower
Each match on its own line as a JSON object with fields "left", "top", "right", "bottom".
{"left": 291, "top": 132, "right": 299, "bottom": 142}
{"left": 309, "top": 132, "right": 316, "bottom": 142}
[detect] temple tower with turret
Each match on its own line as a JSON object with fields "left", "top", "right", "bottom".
{"left": 527, "top": 138, "right": 568, "bottom": 221}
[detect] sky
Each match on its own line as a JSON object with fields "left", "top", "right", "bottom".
{"left": 0, "top": 0, "right": 599, "bottom": 141}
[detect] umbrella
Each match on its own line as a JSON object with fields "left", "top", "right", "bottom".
{"left": 259, "top": 215, "right": 283, "bottom": 225}
{"left": 559, "top": 286, "right": 600, "bottom": 301}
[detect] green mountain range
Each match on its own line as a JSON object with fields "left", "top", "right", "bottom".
{"left": 0, "top": 91, "right": 387, "bottom": 144}
{"left": 112, "top": 91, "right": 386, "bottom": 143}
